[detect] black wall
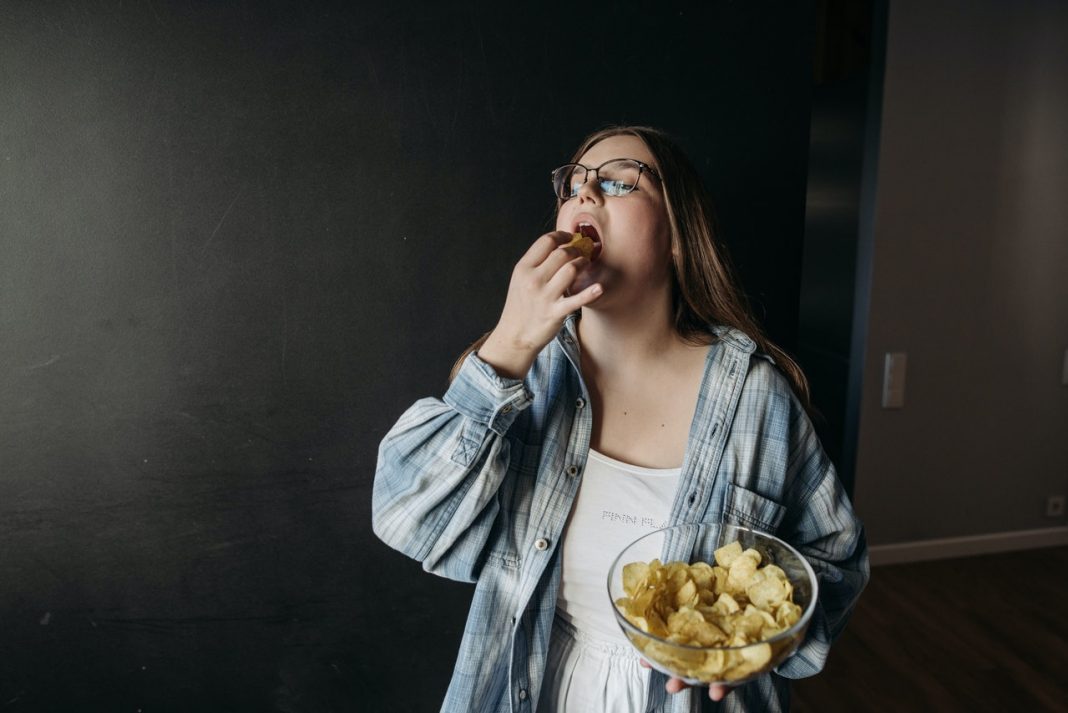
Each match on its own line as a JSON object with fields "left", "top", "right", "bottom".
{"left": 1, "top": 2, "right": 819, "bottom": 710}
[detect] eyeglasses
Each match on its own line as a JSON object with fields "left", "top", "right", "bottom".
{"left": 550, "top": 158, "right": 662, "bottom": 200}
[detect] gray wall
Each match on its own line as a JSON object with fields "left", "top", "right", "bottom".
{"left": 854, "top": 0, "right": 1068, "bottom": 544}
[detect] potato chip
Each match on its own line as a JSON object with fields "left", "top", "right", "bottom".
{"left": 741, "top": 642, "right": 773, "bottom": 668}
{"left": 712, "top": 565, "right": 729, "bottom": 593}
{"left": 688, "top": 561, "right": 715, "bottom": 590}
{"left": 714, "top": 541, "right": 743, "bottom": 567}
{"left": 762, "top": 564, "right": 788, "bottom": 582}
{"left": 747, "top": 575, "right": 789, "bottom": 610}
{"left": 675, "top": 579, "right": 699, "bottom": 608}
{"left": 714, "top": 592, "right": 741, "bottom": 615}
{"left": 622, "top": 561, "right": 650, "bottom": 594}
{"left": 727, "top": 548, "right": 760, "bottom": 585}
{"left": 700, "top": 648, "right": 727, "bottom": 675}
{"left": 776, "top": 601, "right": 802, "bottom": 628}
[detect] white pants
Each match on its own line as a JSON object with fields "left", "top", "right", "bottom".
{"left": 537, "top": 614, "right": 651, "bottom": 713}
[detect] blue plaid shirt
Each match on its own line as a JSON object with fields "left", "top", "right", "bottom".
{"left": 373, "top": 317, "right": 869, "bottom": 713}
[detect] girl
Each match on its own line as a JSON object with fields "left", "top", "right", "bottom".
{"left": 373, "top": 126, "right": 868, "bottom": 712}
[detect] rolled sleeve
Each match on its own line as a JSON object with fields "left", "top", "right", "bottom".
{"left": 444, "top": 352, "right": 534, "bottom": 435}
{"left": 775, "top": 440, "right": 869, "bottom": 678}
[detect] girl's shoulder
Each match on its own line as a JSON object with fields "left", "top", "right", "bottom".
{"left": 707, "top": 326, "right": 781, "bottom": 383}
{"left": 709, "top": 324, "right": 759, "bottom": 355}
{"left": 704, "top": 326, "right": 799, "bottom": 415}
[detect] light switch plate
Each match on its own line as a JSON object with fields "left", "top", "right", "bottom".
{"left": 882, "top": 352, "right": 907, "bottom": 409}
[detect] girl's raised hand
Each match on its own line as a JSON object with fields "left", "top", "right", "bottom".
{"left": 477, "top": 231, "right": 603, "bottom": 379}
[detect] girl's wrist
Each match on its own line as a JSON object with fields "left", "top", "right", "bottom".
{"left": 478, "top": 330, "right": 537, "bottom": 380}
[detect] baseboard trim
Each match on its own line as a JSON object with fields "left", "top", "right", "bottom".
{"left": 869, "top": 526, "right": 1068, "bottom": 566}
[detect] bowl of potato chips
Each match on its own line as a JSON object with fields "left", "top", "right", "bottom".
{"left": 607, "top": 522, "right": 818, "bottom": 686}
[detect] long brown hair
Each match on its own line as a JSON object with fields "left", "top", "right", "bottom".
{"left": 451, "top": 125, "right": 811, "bottom": 412}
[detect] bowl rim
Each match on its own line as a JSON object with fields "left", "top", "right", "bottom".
{"left": 606, "top": 522, "right": 820, "bottom": 652}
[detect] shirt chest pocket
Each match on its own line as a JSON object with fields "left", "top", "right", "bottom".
{"left": 722, "top": 482, "right": 786, "bottom": 533}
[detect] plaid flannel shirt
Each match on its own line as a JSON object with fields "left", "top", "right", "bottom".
{"left": 373, "top": 317, "right": 869, "bottom": 713}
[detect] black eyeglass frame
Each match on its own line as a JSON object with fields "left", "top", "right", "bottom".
{"left": 550, "top": 158, "right": 663, "bottom": 200}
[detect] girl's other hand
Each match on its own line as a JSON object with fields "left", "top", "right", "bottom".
{"left": 639, "top": 659, "right": 736, "bottom": 702}
{"left": 478, "top": 231, "right": 603, "bottom": 379}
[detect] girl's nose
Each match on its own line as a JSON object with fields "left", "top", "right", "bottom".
{"left": 575, "top": 173, "right": 604, "bottom": 204}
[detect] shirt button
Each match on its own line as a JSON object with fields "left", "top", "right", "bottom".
{"left": 534, "top": 538, "right": 549, "bottom": 551}
{"left": 566, "top": 465, "right": 580, "bottom": 477}
{"left": 518, "top": 688, "right": 528, "bottom": 700}
{"left": 575, "top": 397, "right": 585, "bottom": 409}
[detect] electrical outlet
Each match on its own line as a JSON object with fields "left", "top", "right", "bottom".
{"left": 1047, "top": 495, "right": 1066, "bottom": 518}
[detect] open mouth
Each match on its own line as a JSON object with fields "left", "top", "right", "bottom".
{"left": 577, "top": 223, "right": 603, "bottom": 261}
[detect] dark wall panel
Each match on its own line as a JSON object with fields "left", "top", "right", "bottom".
{"left": 0, "top": 2, "right": 816, "bottom": 710}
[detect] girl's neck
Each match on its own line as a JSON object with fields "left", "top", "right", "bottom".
{"left": 577, "top": 293, "right": 681, "bottom": 369}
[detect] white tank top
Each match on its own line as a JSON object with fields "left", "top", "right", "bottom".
{"left": 556, "top": 448, "right": 681, "bottom": 644}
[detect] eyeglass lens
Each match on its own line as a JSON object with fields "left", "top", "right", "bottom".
{"left": 555, "top": 159, "right": 642, "bottom": 199}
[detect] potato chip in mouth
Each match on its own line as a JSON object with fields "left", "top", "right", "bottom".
{"left": 566, "top": 224, "right": 601, "bottom": 260}
{"left": 565, "top": 233, "right": 596, "bottom": 259}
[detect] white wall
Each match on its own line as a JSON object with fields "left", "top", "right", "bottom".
{"left": 854, "top": 0, "right": 1068, "bottom": 546}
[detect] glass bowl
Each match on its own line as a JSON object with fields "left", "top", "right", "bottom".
{"left": 606, "top": 522, "right": 818, "bottom": 686}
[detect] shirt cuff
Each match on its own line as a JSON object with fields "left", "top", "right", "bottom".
{"left": 443, "top": 352, "right": 534, "bottom": 435}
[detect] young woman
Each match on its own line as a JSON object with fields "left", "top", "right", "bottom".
{"left": 373, "top": 126, "right": 868, "bottom": 712}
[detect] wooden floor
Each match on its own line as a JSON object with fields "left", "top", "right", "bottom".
{"left": 792, "top": 546, "right": 1068, "bottom": 713}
